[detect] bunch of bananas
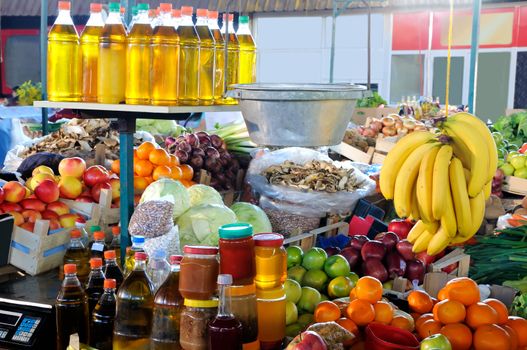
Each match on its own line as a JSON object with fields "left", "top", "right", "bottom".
{"left": 379, "top": 112, "right": 497, "bottom": 256}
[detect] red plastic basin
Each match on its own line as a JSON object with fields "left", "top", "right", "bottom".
{"left": 365, "top": 323, "right": 420, "bottom": 350}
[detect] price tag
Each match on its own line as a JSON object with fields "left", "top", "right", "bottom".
{"left": 91, "top": 243, "right": 104, "bottom": 252}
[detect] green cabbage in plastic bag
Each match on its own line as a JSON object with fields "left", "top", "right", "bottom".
{"left": 188, "top": 184, "right": 224, "bottom": 207}
{"left": 177, "top": 204, "right": 237, "bottom": 247}
{"left": 230, "top": 202, "right": 273, "bottom": 234}
{"left": 140, "top": 178, "right": 190, "bottom": 220}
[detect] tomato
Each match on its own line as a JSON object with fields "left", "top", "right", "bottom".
{"left": 519, "top": 143, "right": 527, "bottom": 154}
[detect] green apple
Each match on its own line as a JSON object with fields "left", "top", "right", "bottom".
{"left": 297, "top": 313, "right": 314, "bottom": 328}
{"left": 514, "top": 167, "right": 527, "bottom": 179}
{"left": 510, "top": 155, "right": 526, "bottom": 170}
{"left": 420, "top": 334, "right": 452, "bottom": 350}
{"left": 286, "top": 301, "right": 298, "bottom": 325}
{"left": 497, "top": 159, "right": 505, "bottom": 168}
{"left": 507, "top": 151, "right": 520, "bottom": 163}
{"left": 285, "top": 279, "right": 302, "bottom": 303}
{"left": 288, "top": 266, "right": 307, "bottom": 284}
{"left": 500, "top": 163, "right": 515, "bottom": 176}
{"left": 302, "top": 247, "right": 327, "bottom": 270}
{"left": 324, "top": 254, "right": 351, "bottom": 278}
{"left": 302, "top": 269, "right": 328, "bottom": 291}
{"left": 297, "top": 287, "right": 321, "bottom": 313}
{"left": 328, "top": 276, "right": 354, "bottom": 298}
{"left": 285, "top": 323, "right": 304, "bottom": 337}
{"left": 347, "top": 272, "right": 359, "bottom": 286}
{"left": 287, "top": 246, "right": 304, "bottom": 268}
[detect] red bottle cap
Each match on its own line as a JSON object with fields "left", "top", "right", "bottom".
{"left": 196, "top": 9, "right": 208, "bottom": 17}
{"left": 111, "top": 226, "right": 120, "bottom": 236}
{"left": 90, "top": 3, "right": 102, "bottom": 12}
{"left": 120, "top": 7, "right": 125, "bottom": 14}
{"left": 181, "top": 6, "right": 193, "bottom": 16}
{"left": 172, "top": 9, "right": 181, "bottom": 18}
{"left": 94, "top": 231, "right": 105, "bottom": 240}
{"left": 159, "top": 3, "right": 172, "bottom": 12}
{"left": 104, "top": 279, "right": 116, "bottom": 289}
{"left": 63, "top": 264, "right": 76, "bottom": 274}
{"left": 90, "top": 258, "right": 103, "bottom": 268}
{"left": 70, "top": 229, "right": 81, "bottom": 239}
{"left": 208, "top": 10, "right": 218, "bottom": 19}
{"left": 183, "top": 245, "right": 218, "bottom": 255}
{"left": 148, "top": 9, "right": 155, "bottom": 17}
{"left": 254, "top": 233, "right": 284, "bottom": 247}
{"left": 223, "top": 13, "right": 234, "bottom": 21}
{"left": 104, "top": 250, "right": 116, "bottom": 259}
{"left": 58, "top": 1, "right": 70, "bottom": 11}
{"left": 169, "top": 255, "right": 183, "bottom": 264}
{"left": 135, "top": 252, "right": 148, "bottom": 261}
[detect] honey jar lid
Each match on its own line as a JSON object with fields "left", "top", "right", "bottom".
{"left": 184, "top": 298, "right": 219, "bottom": 308}
{"left": 253, "top": 233, "right": 284, "bottom": 247}
{"left": 228, "top": 283, "right": 256, "bottom": 297}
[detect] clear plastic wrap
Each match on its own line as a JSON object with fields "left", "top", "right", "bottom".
{"left": 144, "top": 226, "right": 181, "bottom": 259}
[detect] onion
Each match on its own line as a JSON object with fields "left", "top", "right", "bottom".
{"left": 176, "top": 141, "right": 192, "bottom": 153}
{"left": 381, "top": 116, "right": 395, "bottom": 127}
{"left": 370, "top": 120, "right": 383, "bottom": 132}
{"left": 363, "top": 128, "right": 377, "bottom": 138}
{"left": 225, "top": 169, "right": 236, "bottom": 180}
{"left": 205, "top": 158, "right": 222, "bottom": 173}
{"left": 192, "top": 148, "right": 206, "bottom": 158}
{"left": 196, "top": 132, "right": 211, "bottom": 146}
{"left": 215, "top": 173, "right": 227, "bottom": 184}
{"left": 403, "top": 119, "right": 416, "bottom": 130}
{"left": 395, "top": 120, "right": 403, "bottom": 129}
{"left": 205, "top": 147, "right": 221, "bottom": 160}
{"left": 190, "top": 155, "right": 204, "bottom": 169}
{"left": 414, "top": 125, "right": 428, "bottom": 131}
{"left": 210, "top": 134, "right": 224, "bottom": 149}
{"left": 165, "top": 136, "right": 176, "bottom": 148}
{"left": 382, "top": 126, "right": 397, "bottom": 136}
{"left": 175, "top": 150, "right": 189, "bottom": 163}
{"left": 176, "top": 135, "right": 186, "bottom": 143}
{"left": 185, "top": 134, "right": 199, "bottom": 147}
{"left": 230, "top": 158, "right": 240, "bottom": 172}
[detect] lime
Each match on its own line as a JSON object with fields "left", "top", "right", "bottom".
{"left": 288, "top": 266, "right": 307, "bottom": 284}
{"left": 285, "top": 301, "right": 298, "bottom": 325}
{"left": 324, "top": 254, "right": 351, "bottom": 278}
{"left": 285, "top": 323, "right": 304, "bottom": 337}
{"left": 302, "top": 269, "right": 328, "bottom": 292}
{"left": 286, "top": 246, "right": 304, "bottom": 268}
{"left": 328, "top": 276, "right": 353, "bottom": 299}
{"left": 297, "top": 287, "right": 321, "bottom": 313}
{"left": 285, "top": 279, "right": 302, "bottom": 303}
{"left": 302, "top": 247, "right": 327, "bottom": 270}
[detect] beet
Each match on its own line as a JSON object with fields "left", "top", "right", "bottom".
{"left": 349, "top": 235, "right": 370, "bottom": 251}
{"left": 396, "top": 240, "right": 415, "bottom": 261}
{"left": 374, "top": 231, "right": 399, "bottom": 251}
{"left": 405, "top": 259, "right": 425, "bottom": 284}
{"left": 340, "top": 247, "right": 361, "bottom": 268}
{"left": 361, "top": 240, "right": 386, "bottom": 261}
{"left": 362, "top": 258, "right": 388, "bottom": 282}
{"left": 386, "top": 251, "right": 407, "bottom": 278}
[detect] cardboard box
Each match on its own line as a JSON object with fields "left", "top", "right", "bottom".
{"left": 503, "top": 176, "right": 527, "bottom": 196}
{"left": 423, "top": 249, "right": 470, "bottom": 297}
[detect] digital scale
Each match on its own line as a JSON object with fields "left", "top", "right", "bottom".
{"left": 0, "top": 269, "right": 59, "bottom": 349}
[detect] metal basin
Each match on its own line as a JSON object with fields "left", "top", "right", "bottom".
{"left": 228, "top": 83, "right": 369, "bottom": 147}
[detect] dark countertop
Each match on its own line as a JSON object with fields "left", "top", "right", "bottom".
{"left": 0, "top": 269, "right": 61, "bottom": 307}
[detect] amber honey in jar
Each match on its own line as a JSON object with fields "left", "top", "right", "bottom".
{"left": 219, "top": 223, "right": 256, "bottom": 285}
{"left": 180, "top": 298, "right": 218, "bottom": 350}
{"left": 257, "top": 286, "right": 286, "bottom": 350}
{"left": 179, "top": 246, "right": 219, "bottom": 300}
{"left": 253, "top": 233, "right": 286, "bottom": 290}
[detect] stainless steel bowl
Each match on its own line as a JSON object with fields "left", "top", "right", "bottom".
{"left": 228, "top": 83, "right": 369, "bottom": 147}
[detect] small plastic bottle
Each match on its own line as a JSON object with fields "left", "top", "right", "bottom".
{"left": 177, "top": 6, "right": 201, "bottom": 106}
{"left": 80, "top": 3, "right": 105, "bottom": 102}
{"left": 90, "top": 231, "right": 108, "bottom": 260}
{"left": 124, "top": 235, "right": 145, "bottom": 276}
{"left": 85, "top": 257, "right": 106, "bottom": 315}
{"left": 109, "top": 226, "right": 121, "bottom": 265}
{"left": 220, "top": 13, "right": 239, "bottom": 104}
{"left": 146, "top": 249, "right": 170, "bottom": 293}
{"left": 90, "top": 278, "right": 117, "bottom": 350}
{"left": 103, "top": 250, "right": 124, "bottom": 290}
{"left": 61, "top": 229, "right": 90, "bottom": 283}
{"left": 237, "top": 16, "right": 257, "bottom": 84}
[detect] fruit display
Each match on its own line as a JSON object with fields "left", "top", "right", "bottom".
{"left": 342, "top": 128, "right": 376, "bottom": 152}
{"left": 358, "top": 114, "right": 428, "bottom": 138}
{"left": 380, "top": 112, "right": 497, "bottom": 255}
{"left": 499, "top": 145, "right": 527, "bottom": 179}
{"left": 492, "top": 111, "right": 527, "bottom": 150}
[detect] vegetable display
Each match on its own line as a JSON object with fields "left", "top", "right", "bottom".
{"left": 355, "top": 91, "right": 387, "bottom": 108}
{"left": 230, "top": 202, "right": 272, "bottom": 234}
{"left": 358, "top": 114, "right": 428, "bottom": 139}
{"left": 208, "top": 121, "right": 256, "bottom": 155}
{"left": 187, "top": 184, "right": 223, "bottom": 207}
{"left": 492, "top": 112, "right": 527, "bottom": 149}
{"left": 139, "top": 178, "right": 191, "bottom": 220}
{"left": 136, "top": 119, "right": 186, "bottom": 137}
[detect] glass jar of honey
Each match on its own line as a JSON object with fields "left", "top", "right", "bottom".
{"left": 253, "top": 233, "right": 286, "bottom": 290}
{"left": 256, "top": 286, "right": 285, "bottom": 350}
{"left": 179, "top": 246, "right": 219, "bottom": 300}
{"left": 219, "top": 223, "right": 256, "bottom": 285}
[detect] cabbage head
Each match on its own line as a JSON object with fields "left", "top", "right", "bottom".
{"left": 188, "top": 184, "right": 223, "bottom": 207}
{"left": 177, "top": 204, "right": 237, "bottom": 247}
{"left": 230, "top": 202, "right": 272, "bottom": 234}
{"left": 140, "top": 178, "right": 190, "bottom": 220}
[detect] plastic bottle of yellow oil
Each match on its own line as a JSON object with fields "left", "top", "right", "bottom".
{"left": 177, "top": 6, "right": 201, "bottom": 106}
{"left": 208, "top": 11, "right": 225, "bottom": 104}
{"left": 80, "top": 3, "right": 104, "bottom": 102}
{"left": 125, "top": 3, "right": 152, "bottom": 105}
{"left": 151, "top": 3, "right": 179, "bottom": 106}
{"left": 171, "top": 9, "right": 181, "bottom": 29}
{"left": 98, "top": 2, "right": 127, "bottom": 104}
{"left": 237, "top": 16, "right": 257, "bottom": 84}
{"left": 221, "top": 13, "right": 239, "bottom": 104}
{"left": 195, "top": 9, "right": 215, "bottom": 106}
{"left": 47, "top": 1, "right": 81, "bottom": 102}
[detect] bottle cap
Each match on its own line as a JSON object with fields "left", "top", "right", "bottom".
{"left": 90, "top": 3, "right": 102, "bottom": 12}
{"left": 90, "top": 225, "right": 101, "bottom": 233}
{"left": 137, "top": 3, "right": 149, "bottom": 11}
{"left": 120, "top": 6, "right": 125, "bottom": 14}
{"left": 253, "top": 233, "right": 284, "bottom": 247}
{"left": 111, "top": 226, "right": 120, "bottom": 236}
{"left": 208, "top": 10, "right": 218, "bottom": 19}
{"left": 217, "top": 274, "right": 233, "bottom": 285}
{"left": 172, "top": 9, "right": 181, "bottom": 18}
{"left": 108, "top": 2, "right": 120, "bottom": 12}
{"left": 90, "top": 258, "right": 103, "bottom": 268}
{"left": 239, "top": 15, "right": 249, "bottom": 24}
{"left": 223, "top": 13, "right": 234, "bottom": 22}
{"left": 132, "top": 235, "right": 145, "bottom": 244}
{"left": 104, "top": 250, "right": 116, "bottom": 259}
{"left": 159, "top": 3, "right": 172, "bottom": 12}
{"left": 63, "top": 264, "right": 76, "bottom": 274}
{"left": 135, "top": 252, "right": 148, "bottom": 261}
{"left": 184, "top": 298, "right": 219, "bottom": 308}
{"left": 58, "top": 1, "right": 71, "bottom": 11}
{"left": 183, "top": 245, "right": 218, "bottom": 255}
{"left": 148, "top": 9, "right": 155, "bottom": 17}
{"left": 104, "top": 279, "right": 116, "bottom": 289}
{"left": 169, "top": 255, "right": 183, "bottom": 264}
{"left": 196, "top": 9, "right": 208, "bottom": 18}
{"left": 181, "top": 6, "right": 193, "bottom": 16}
{"left": 219, "top": 223, "right": 253, "bottom": 240}
{"left": 70, "top": 229, "right": 81, "bottom": 239}
{"left": 94, "top": 231, "right": 105, "bottom": 240}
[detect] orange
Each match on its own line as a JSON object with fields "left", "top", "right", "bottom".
{"left": 111, "top": 159, "right": 120, "bottom": 174}
{"left": 433, "top": 299, "right": 466, "bottom": 324}
{"left": 134, "top": 159, "right": 154, "bottom": 177}
{"left": 349, "top": 287, "right": 357, "bottom": 300}
{"left": 417, "top": 319, "right": 442, "bottom": 340}
{"left": 149, "top": 148, "right": 170, "bottom": 166}
{"left": 180, "top": 180, "right": 196, "bottom": 188}
{"left": 501, "top": 324, "right": 519, "bottom": 350}
{"left": 170, "top": 166, "right": 183, "bottom": 180}
{"left": 410, "top": 312, "right": 420, "bottom": 321}
{"left": 355, "top": 276, "right": 383, "bottom": 304}
{"left": 483, "top": 298, "right": 508, "bottom": 324}
{"left": 408, "top": 290, "right": 434, "bottom": 314}
{"left": 465, "top": 302, "right": 498, "bottom": 330}
{"left": 473, "top": 324, "right": 511, "bottom": 350}
{"left": 145, "top": 176, "right": 154, "bottom": 184}
{"left": 168, "top": 154, "right": 179, "bottom": 167}
{"left": 438, "top": 287, "right": 449, "bottom": 301}
{"left": 373, "top": 301, "right": 394, "bottom": 325}
{"left": 345, "top": 299, "right": 375, "bottom": 326}
{"left": 314, "top": 301, "right": 341, "bottom": 323}
{"left": 445, "top": 277, "right": 480, "bottom": 306}
{"left": 336, "top": 318, "right": 359, "bottom": 336}
{"left": 440, "top": 323, "right": 472, "bottom": 350}
{"left": 133, "top": 176, "right": 149, "bottom": 193}
{"left": 136, "top": 141, "right": 156, "bottom": 160}
{"left": 391, "top": 315, "right": 414, "bottom": 332}
{"left": 179, "top": 164, "right": 194, "bottom": 181}
{"left": 152, "top": 165, "right": 172, "bottom": 181}
{"left": 506, "top": 316, "right": 527, "bottom": 347}
{"left": 416, "top": 313, "right": 434, "bottom": 330}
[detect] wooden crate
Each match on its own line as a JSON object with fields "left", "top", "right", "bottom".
{"left": 371, "top": 136, "right": 397, "bottom": 165}
{"left": 330, "top": 142, "right": 374, "bottom": 164}
{"left": 351, "top": 107, "right": 399, "bottom": 125}
{"left": 503, "top": 176, "right": 527, "bottom": 196}
{"left": 283, "top": 221, "right": 349, "bottom": 250}
{"left": 423, "top": 249, "right": 470, "bottom": 297}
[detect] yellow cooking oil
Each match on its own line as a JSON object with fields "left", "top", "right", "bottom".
{"left": 151, "top": 3, "right": 179, "bottom": 106}
{"left": 208, "top": 11, "right": 225, "bottom": 104}
{"left": 237, "top": 16, "right": 257, "bottom": 84}
{"left": 80, "top": 3, "right": 104, "bottom": 102}
{"left": 98, "top": 2, "right": 127, "bottom": 104}
{"left": 126, "top": 3, "right": 152, "bottom": 104}
{"left": 177, "top": 6, "right": 200, "bottom": 106}
{"left": 47, "top": 1, "right": 81, "bottom": 102}
{"left": 221, "top": 13, "right": 239, "bottom": 105}
{"left": 195, "top": 9, "right": 215, "bottom": 106}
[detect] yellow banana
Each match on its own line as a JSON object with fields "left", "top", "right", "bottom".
{"left": 407, "top": 220, "right": 426, "bottom": 244}
{"left": 394, "top": 142, "right": 439, "bottom": 218}
{"left": 467, "top": 190, "right": 485, "bottom": 237}
{"left": 441, "top": 188, "right": 457, "bottom": 238}
{"left": 427, "top": 225, "right": 451, "bottom": 256}
{"left": 416, "top": 146, "right": 440, "bottom": 223}
{"left": 412, "top": 229, "right": 435, "bottom": 253}
{"left": 444, "top": 122, "right": 489, "bottom": 197}
{"left": 483, "top": 180, "right": 491, "bottom": 199}
{"left": 409, "top": 185, "right": 421, "bottom": 221}
{"left": 449, "top": 157, "right": 472, "bottom": 236}
{"left": 423, "top": 220, "right": 439, "bottom": 235}
{"left": 432, "top": 145, "right": 453, "bottom": 220}
{"left": 380, "top": 131, "right": 436, "bottom": 200}
{"left": 450, "top": 137, "right": 472, "bottom": 170}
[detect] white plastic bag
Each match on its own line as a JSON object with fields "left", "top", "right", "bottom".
{"left": 144, "top": 226, "right": 181, "bottom": 258}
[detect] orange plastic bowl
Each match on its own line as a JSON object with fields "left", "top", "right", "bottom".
{"left": 365, "top": 323, "right": 420, "bottom": 350}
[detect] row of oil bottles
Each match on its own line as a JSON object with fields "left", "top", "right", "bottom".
{"left": 56, "top": 224, "right": 287, "bottom": 350}
{"left": 47, "top": 1, "right": 257, "bottom": 105}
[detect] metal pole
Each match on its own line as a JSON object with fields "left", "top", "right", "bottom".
{"left": 468, "top": 0, "right": 481, "bottom": 114}
{"left": 120, "top": 0, "right": 134, "bottom": 24}
{"left": 118, "top": 118, "right": 135, "bottom": 264}
{"left": 40, "top": 0, "right": 48, "bottom": 135}
{"left": 329, "top": 1, "right": 337, "bottom": 83}
{"left": 366, "top": 0, "right": 371, "bottom": 90}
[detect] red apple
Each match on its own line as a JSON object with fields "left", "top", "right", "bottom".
{"left": 27, "top": 194, "right": 37, "bottom": 199}
{"left": 388, "top": 219, "right": 414, "bottom": 240}
{"left": 34, "top": 180, "right": 60, "bottom": 203}
{"left": 75, "top": 196, "right": 95, "bottom": 203}
{"left": 28, "top": 173, "right": 56, "bottom": 191}
{"left": 83, "top": 165, "right": 110, "bottom": 187}
{"left": 1, "top": 202, "right": 22, "bottom": 213}
{"left": 46, "top": 201, "right": 70, "bottom": 216}
{"left": 20, "top": 198, "right": 46, "bottom": 212}
{"left": 32, "top": 165, "right": 54, "bottom": 177}
{"left": 75, "top": 215, "right": 86, "bottom": 224}
{"left": 286, "top": 331, "right": 327, "bottom": 350}
{"left": 7, "top": 211, "right": 24, "bottom": 226}
{"left": 80, "top": 188, "right": 91, "bottom": 197}
{"left": 91, "top": 182, "right": 111, "bottom": 202}
{"left": 109, "top": 178, "right": 120, "bottom": 200}
{"left": 0, "top": 187, "right": 5, "bottom": 204}
{"left": 41, "top": 210, "right": 60, "bottom": 220}
{"left": 24, "top": 187, "right": 31, "bottom": 199}
{"left": 59, "top": 213, "right": 77, "bottom": 228}
{"left": 58, "top": 157, "right": 86, "bottom": 179}
{"left": 49, "top": 218, "right": 61, "bottom": 231}
{"left": 22, "top": 210, "right": 42, "bottom": 224}
{"left": 4, "top": 181, "right": 27, "bottom": 203}
{"left": 19, "top": 222, "right": 35, "bottom": 232}
{"left": 58, "top": 176, "right": 83, "bottom": 199}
